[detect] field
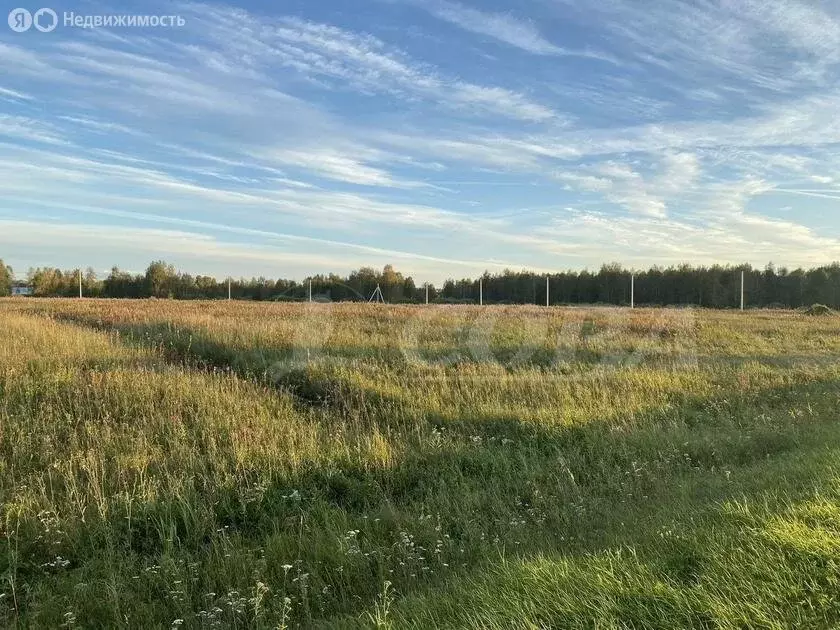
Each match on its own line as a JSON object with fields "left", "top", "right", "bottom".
{"left": 2, "top": 299, "right": 840, "bottom": 628}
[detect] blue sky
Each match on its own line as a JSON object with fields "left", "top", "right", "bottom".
{"left": 1, "top": 0, "right": 840, "bottom": 282}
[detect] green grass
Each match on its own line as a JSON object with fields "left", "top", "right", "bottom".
{"left": 2, "top": 299, "right": 840, "bottom": 628}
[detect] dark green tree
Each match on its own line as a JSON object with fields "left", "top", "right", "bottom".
{"left": 144, "top": 261, "right": 177, "bottom": 298}
{"left": 0, "top": 259, "right": 11, "bottom": 296}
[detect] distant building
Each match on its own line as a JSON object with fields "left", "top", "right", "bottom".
{"left": 11, "top": 286, "right": 33, "bottom": 296}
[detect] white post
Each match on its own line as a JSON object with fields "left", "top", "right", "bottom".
{"left": 78, "top": 269, "right": 82, "bottom": 298}
{"left": 228, "top": 278, "right": 231, "bottom": 301}
{"left": 308, "top": 278, "right": 312, "bottom": 303}
{"left": 546, "top": 275, "right": 549, "bottom": 307}
{"left": 425, "top": 283, "right": 429, "bottom": 305}
{"left": 630, "top": 273, "right": 635, "bottom": 309}
{"left": 479, "top": 278, "right": 483, "bottom": 306}
{"left": 740, "top": 270, "right": 745, "bottom": 311}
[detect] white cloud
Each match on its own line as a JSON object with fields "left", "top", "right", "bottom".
{"left": 422, "top": 1, "right": 562, "bottom": 54}
{"left": 190, "top": 7, "right": 558, "bottom": 121}
{"left": 0, "top": 86, "right": 33, "bottom": 101}
{"left": 539, "top": 186, "right": 840, "bottom": 269}
{"left": 555, "top": 153, "right": 702, "bottom": 218}
{"left": 414, "top": 0, "right": 615, "bottom": 62}
{"left": 256, "top": 146, "right": 425, "bottom": 188}
{"left": 657, "top": 152, "right": 700, "bottom": 193}
{"left": 0, "top": 115, "right": 68, "bottom": 145}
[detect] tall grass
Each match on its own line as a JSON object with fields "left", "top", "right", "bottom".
{"left": 2, "top": 299, "right": 840, "bottom": 627}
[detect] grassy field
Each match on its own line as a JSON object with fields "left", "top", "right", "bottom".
{"left": 2, "top": 299, "right": 840, "bottom": 628}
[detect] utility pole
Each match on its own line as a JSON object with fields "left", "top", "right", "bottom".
{"left": 479, "top": 277, "right": 483, "bottom": 306}
{"left": 546, "top": 275, "right": 550, "bottom": 307}
{"left": 425, "top": 283, "right": 429, "bottom": 305}
{"left": 78, "top": 268, "right": 82, "bottom": 298}
{"left": 368, "top": 284, "right": 385, "bottom": 304}
{"left": 228, "top": 278, "right": 231, "bottom": 301}
{"left": 308, "top": 278, "right": 312, "bottom": 303}
{"left": 630, "top": 273, "right": 635, "bottom": 309}
{"left": 740, "top": 270, "right": 745, "bottom": 311}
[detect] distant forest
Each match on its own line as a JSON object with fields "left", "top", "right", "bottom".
{"left": 2, "top": 259, "right": 840, "bottom": 308}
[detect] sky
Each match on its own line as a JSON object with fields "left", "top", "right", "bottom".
{"left": 2, "top": 0, "right": 840, "bottom": 283}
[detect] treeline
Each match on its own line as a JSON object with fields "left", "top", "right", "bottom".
{"left": 446, "top": 263, "right": 840, "bottom": 308}
{"left": 3, "top": 258, "right": 840, "bottom": 308}
{"left": 5, "top": 261, "right": 428, "bottom": 302}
